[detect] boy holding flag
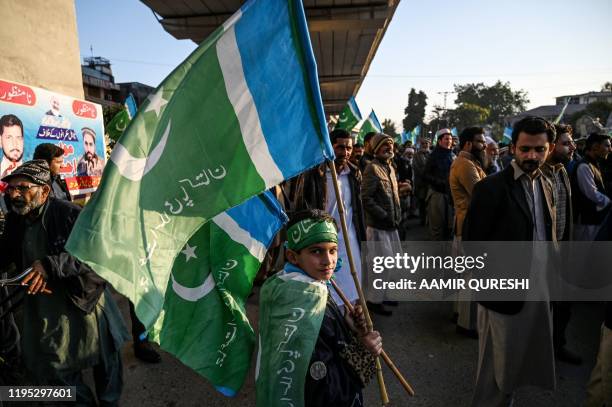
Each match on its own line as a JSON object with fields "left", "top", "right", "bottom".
{"left": 257, "top": 209, "right": 382, "bottom": 407}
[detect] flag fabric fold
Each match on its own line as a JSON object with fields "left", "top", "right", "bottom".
{"left": 66, "top": 0, "right": 334, "bottom": 332}
{"left": 150, "top": 191, "right": 287, "bottom": 396}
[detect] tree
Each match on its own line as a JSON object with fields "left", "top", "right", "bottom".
{"left": 402, "top": 88, "right": 428, "bottom": 132}
{"left": 602, "top": 82, "right": 612, "bottom": 92}
{"left": 382, "top": 118, "right": 398, "bottom": 137}
{"left": 454, "top": 80, "right": 529, "bottom": 124}
{"left": 448, "top": 103, "right": 490, "bottom": 131}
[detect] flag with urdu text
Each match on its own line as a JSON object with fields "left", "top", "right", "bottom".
{"left": 334, "top": 96, "right": 362, "bottom": 131}
{"left": 357, "top": 110, "right": 382, "bottom": 144}
{"left": 66, "top": 0, "right": 334, "bottom": 332}
{"left": 106, "top": 94, "right": 138, "bottom": 141}
{"left": 150, "top": 191, "right": 287, "bottom": 396}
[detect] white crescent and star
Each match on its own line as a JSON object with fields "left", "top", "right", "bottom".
{"left": 171, "top": 272, "right": 215, "bottom": 302}
{"left": 145, "top": 87, "right": 168, "bottom": 117}
{"left": 110, "top": 119, "right": 171, "bottom": 182}
{"left": 182, "top": 243, "right": 197, "bottom": 262}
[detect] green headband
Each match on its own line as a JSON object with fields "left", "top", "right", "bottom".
{"left": 287, "top": 218, "right": 338, "bottom": 251}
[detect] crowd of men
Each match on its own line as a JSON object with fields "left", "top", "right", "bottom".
{"left": 286, "top": 119, "right": 612, "bottom": 406}
{"left": 0, "top": 115, "right": 611, "bottom": 406}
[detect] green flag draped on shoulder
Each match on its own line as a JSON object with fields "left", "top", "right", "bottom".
{"left": 256, "top": 267, "right": 327, "bottom": 407}
{"left": 66, "top": 0, "right": 334, "bottom": 332}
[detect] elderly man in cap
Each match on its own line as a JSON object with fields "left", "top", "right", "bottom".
{"left": 0, "top": 160, "right": 128, "bottom": 405}
{"left": 424, "top": 128, "right": 456, "bottom": 241}
{"left": 361, "top": 133, "right": 402, "bottom": 316}
{"left": 77, "top": 127, "right": 104, "bottom": 177}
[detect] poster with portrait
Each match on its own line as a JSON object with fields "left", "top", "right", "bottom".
{"left": 0, "top": 78, "right": 106, "bottom": 195}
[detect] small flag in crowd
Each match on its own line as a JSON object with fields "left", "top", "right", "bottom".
{"left": 334, "top": 96, "right": 362, "bottom": 131}
{"left": 357, "top": 110, "right": 382, "bottom": 144}
{"left": 151, "top": 191, "right": 286, "bottom": 396}
{"left": 503, "top": 126, "right": 513, "bottom": 143}
{"left": 106, "top": 94, "right": 138, "bottom": 141}
{"left": 66, "top": 0, "right": 334, "bottom": 338}
{"left": 554, "top": 97, "right": 570, "bottom": 124}
{"left": 451, "top": 127, "right": 458, "bottom": 137}
{"left": 412, "top": 125, "right": 421, "bottom": 144}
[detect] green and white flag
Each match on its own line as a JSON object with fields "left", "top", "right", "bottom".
{"left": 334, "top": 96, "right": 362, "bottom": 132}
{"left": 554, "top": 97, "right": 570, "bottom": 124}
{"left": 256, "top": 267, "right": 327, "bottom": 407}
{"left": 66, "top": 0, "right": 333, "bottom": 331}
{"left": 151, "top": 191, "right": 287, "bottom": 396}
{"left": 357, "top": 110, "right": 382, "bottom": 144}
{"left": 106, "top": 94, "right": 137, "bottom": 141}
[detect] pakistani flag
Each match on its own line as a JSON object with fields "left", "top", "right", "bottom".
{"left": 151, "top": 191, "right": 287, "bottom": 396}
{"left": 66, "top": 0, "right": 334, "bottom": 332}
{"left": 357, "top": 110, "right": 382, "bottom": 144}
{"left": 106, "top": 94, "right": 138, "bottom": 141}
{"left": 334, "top": 96, "right": 362, "bottom": 131}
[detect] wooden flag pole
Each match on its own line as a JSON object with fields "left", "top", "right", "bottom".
{"left": 330, "top": 278, "right": 415, "bottom": 396}
{"left": 326, "top": 160, "right": 389, "bottom": 405}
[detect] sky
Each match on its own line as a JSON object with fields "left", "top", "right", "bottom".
{"left": 75, "top": 0, "right": 612, "bottom": 128}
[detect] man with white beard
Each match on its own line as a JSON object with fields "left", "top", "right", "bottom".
{"left": 362, "top": 133, "right": 402, "bottom": 316}
{"left": 0, "top": 160, "right": 128, "bottom": 405}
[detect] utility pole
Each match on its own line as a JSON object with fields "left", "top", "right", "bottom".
{"left": 437, "top": 91, "right": 455, "bottom": 127}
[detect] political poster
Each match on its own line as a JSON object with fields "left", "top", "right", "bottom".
{"left": 0, "top": 78, "right": 106, "bottom": 195}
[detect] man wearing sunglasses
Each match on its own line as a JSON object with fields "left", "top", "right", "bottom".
{"left": 0, "top": 160, "right": 128, "bottom": 406}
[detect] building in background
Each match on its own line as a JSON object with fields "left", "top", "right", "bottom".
{"left": 0, "top": 0, "right": 83, "bottom": 99}
{"left": 82, "top": 56, "right": 121, "bottom": 107}
{"left": 118, "top": 82, "right": 154, "bottom": 107}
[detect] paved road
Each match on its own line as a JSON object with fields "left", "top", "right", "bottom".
{"left": 115, "top": 219, "right": 604, "bottom": 406}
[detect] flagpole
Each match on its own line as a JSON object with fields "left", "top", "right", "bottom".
{"left": 326, "top": 160, "right": 389, "bottom": 405}
{"left": 330, "top": 278, "right": 415, "bottom": 396}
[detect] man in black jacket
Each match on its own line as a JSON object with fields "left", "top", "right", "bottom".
{"left": 424, "top": 129, "right": 455, "bottom": 240}
{"left": 463, "top": 117, "right": 557, "bottom": 406}
{"left": 293, "top": 128, "right": 367, "bottom": 307}
{"left": 0, "top": 160, "right": 128, "bottom": 406}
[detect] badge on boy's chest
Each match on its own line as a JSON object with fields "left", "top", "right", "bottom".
{"left": 310, "top": 360, "right": 327, "bottom": 380}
